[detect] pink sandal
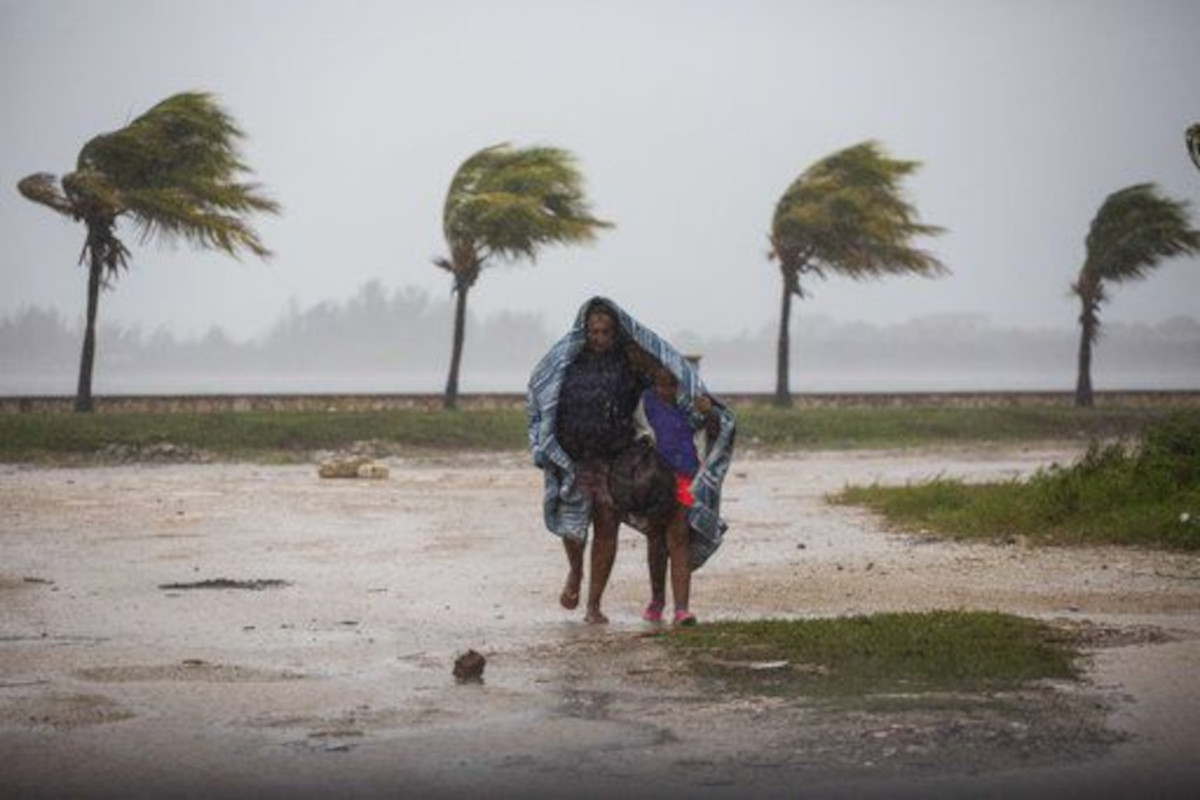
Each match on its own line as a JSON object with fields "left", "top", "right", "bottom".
{"left": 642, "top": 600, "right": 665, "bottom": 623}
{"left": 673, "top": 610, "right": 697, "bottom": 626}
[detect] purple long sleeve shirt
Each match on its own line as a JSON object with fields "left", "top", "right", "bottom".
{"left": 640, "top": 389, "right": 699, "bottom": 477}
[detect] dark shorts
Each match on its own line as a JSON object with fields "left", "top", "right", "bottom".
{"left": 575, "top": 457, "right": 616, "bottom": 509}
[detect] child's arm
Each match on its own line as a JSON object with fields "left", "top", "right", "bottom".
{"left": 692, "top": 395, "right": 721, "bottom": 450}
{"left": 633, "top": 393, "right": 655, "bottom": 444}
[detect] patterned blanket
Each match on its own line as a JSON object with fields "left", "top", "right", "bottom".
{"left": 526, "top": 296, "right": 736, "bottom": 569}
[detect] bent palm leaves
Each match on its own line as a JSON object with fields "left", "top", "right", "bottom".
{"left": 1072, "top": 184, "right": 1199, "bottom": 407}
{"left": 17, "top": 91, "right": 278, "bottom": 411}
{"left": 768, "top": 141, "right": 946, "bottom": 406}
{"left": 435, "top": 143, "right": 611, "bottom": 409}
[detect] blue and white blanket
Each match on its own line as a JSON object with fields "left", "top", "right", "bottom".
{"left": 526, "top": 296, "right": 736, "bottom": 569}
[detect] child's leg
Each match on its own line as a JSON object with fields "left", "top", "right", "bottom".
{"left": 643, "top": 530, "right": 667, "bottom": 621}
{"left": 665, "top": 505, "right": 693, "bottom": 622}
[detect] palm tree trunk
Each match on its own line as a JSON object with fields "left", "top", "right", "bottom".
{"left": 774, "top": 272, "right": 793, "bottom": 408}
{"left": 74, "top": 248, "right": 104, "bottom": 413}
{"left": 1074, "top": 297, "right": 1096, "bottom": 409}
{"left": 443, "top": 281, "right": 470, "bottom": 410}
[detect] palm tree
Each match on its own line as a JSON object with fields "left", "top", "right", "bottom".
{"left": 1072, "top": 184, "right": 1199, "bottom": 408}
{"left": 17, "top": 91, "right": 278, "bottom": 412}
{"left": 768, "top": 141, "right": 946, "bottom": 407}
{"left": 435, "top": 143, "right": 611, "bottom": 409}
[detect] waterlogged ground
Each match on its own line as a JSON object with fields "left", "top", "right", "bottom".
{"left": 1, "top": 447, "right": 1198, "bottom": 798}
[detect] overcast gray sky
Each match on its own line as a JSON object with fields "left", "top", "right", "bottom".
{"left": 3, "top": 0, "right": 1198, "bottom": 343}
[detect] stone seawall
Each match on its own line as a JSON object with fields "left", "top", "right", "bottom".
{"left": 2, "top": 390, "right": 1198, "bottom": 415}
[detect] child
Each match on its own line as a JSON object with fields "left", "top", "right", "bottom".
{"left": 634, "top": 366, "right": 713, "bottom": 626}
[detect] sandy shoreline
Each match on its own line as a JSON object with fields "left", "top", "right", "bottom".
{"left": 2, "top": 448, "right": 1198, "bottom": 797}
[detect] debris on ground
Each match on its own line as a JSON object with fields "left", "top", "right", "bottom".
{"left": 453, "top": 649, "right": 486, "bottom": 683}
{"left": 158, "top": 578, "right": 292, "bottom": 591}
{"left": 318, "top": 456, "right": 390, "bottom": 479}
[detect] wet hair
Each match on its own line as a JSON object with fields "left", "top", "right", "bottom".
{"left": 585, "top": 299, "right": 618, "bottom": 324}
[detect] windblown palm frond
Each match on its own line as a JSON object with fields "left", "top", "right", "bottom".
{"left": 1081, "top": 183, "right": 1200, "bottom": 284}
{"left": 436, "top": 142, "right": 611, "bottom": 409}
{"left": 442, "top": 143, "right": 611, "bottom": 269}
{"left": 770, "top": 141, "right": 946, "bottom": 282}
{"left": 16, "top": 173, "right": 75, "bottom": 217}
{"left": 766, "top": 140, "right": 945, "bottom": 406}
{"left": 15, "top": 91, "right": 278, "bottom": 412}
{"left": 1072, "top": 182, "right": 1200, "bottom": 407}
{"left": 73, "top": 91, "right": 279, "bottom": 258}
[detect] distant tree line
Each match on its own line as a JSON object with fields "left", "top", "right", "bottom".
{"left": 0, "top": 280, "right": 545, "bottom": 388}
{"left": 4, "top": 285, "right": 1197, "bottom": 394}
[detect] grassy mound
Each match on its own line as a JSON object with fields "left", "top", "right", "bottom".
{"left": 661, "top": 610, "right": 1079, "bottom": 697}
{"left": 834, "top": 412, "right": 1200, "bottom": 550}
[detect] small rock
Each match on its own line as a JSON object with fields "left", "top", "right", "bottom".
{"left": 356, "top": 461, "right": 389, "bottom": 479}
{"left": 453, "top": 649, "right": 486, "bottom": 683}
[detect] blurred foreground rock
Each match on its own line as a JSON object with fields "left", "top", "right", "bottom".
{"left": 453, "top": 649, "right": 486, "bottom": 683}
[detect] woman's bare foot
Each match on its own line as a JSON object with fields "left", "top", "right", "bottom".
{"left": 584, "top": 607, "right": 609, "bottom": 624}
{"left": 560, "top": 571, "right": 582, "bottom": 609}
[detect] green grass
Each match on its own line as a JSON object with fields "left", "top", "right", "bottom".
{"left": 661, "top": 610, "right": 1079, "bottom": 697}
{"left": 0, "top": 404, "right": 1185, "bottom": 461}
{"left": 0, "top": 409, "right": 528, "bottom": 460}
{"left": 737, "top": 404, "right": 1174, "bottom": 450}
{"left": 833, "top": 412, "right": 1200, "bottom": 550}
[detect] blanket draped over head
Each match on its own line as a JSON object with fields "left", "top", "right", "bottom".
{"left": 526, "top": 296, "right": 736, "bottom": 569}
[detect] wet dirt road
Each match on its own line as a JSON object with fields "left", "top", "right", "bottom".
{"left": 1, "top": 448, "right": 1198, "bottom": 798}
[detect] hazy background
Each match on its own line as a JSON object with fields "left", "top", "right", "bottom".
{"left": 3, "top": 0, "right": 1198, "bottom": 395}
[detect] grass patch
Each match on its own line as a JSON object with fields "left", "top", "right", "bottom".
{"left": 0, "top": 409, "right": 528, "bottom": 460}
{"left": 0, "top": 404, "right": 1185, "bottom": 461}
{"left": 736, "top": 404, "right": 1172, "bottom": 451}
{"left": 833, "top": 412, "right": 1200, "bottom": 550}
{"left": 661, "top": 610, "right": 1079, "bottom": 697}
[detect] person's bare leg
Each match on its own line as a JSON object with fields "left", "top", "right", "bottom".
{"left": 644, "top": 528, "right": 667, "bottom": 621}
{"left": 666, "top": 506, "right": 693, "bottom": 621}
{"left": 561, "top": 537, "right": 584, "bottom": 610}
{"left": 585, "top": 505, "right": 619, "bottom": 624}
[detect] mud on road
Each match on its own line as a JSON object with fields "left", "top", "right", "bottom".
{"left": 1, "top": 447, "right": 1198, "bottom": 798}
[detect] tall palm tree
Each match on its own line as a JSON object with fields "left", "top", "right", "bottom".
{"left": 17, "top": 91, "right": 278, "bottom": 412}
{"left": 1072, "top": 184, "right": 1199, "bottom": 408}
{"left": 768, "top": 141, "right": 946, "bottom": 407}
{"left": 435, "top": 143, "right": 611, "bottom": 409}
